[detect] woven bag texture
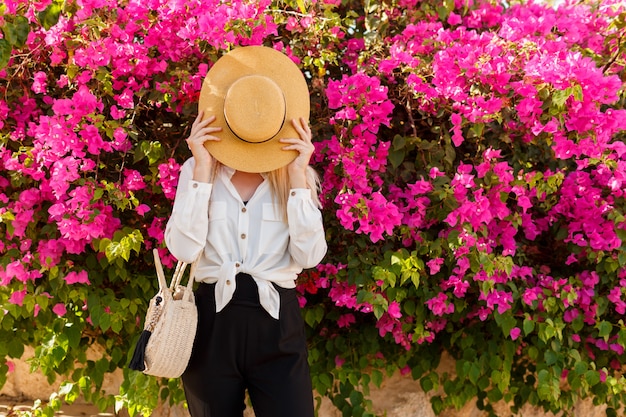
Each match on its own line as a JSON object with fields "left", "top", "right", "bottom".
{"left": 143, "top": 286, "right": 197, "bottom": 378}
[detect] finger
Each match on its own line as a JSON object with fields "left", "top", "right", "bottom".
{"left": 282, "top": 142, "right": 314, "bottom": 154}
{"left": 292, "top": 118, "right": 312, "bottom": 143}
{"left": 192, "top": 114, "right": 216, "bottom": 130}
{"left": 190, "top": 127, "right": 222, "bottom": 142}
{"left": 300, "top": 117, "right": 311, "bottom": 132}
{"left": 196, "top": 126, "right": 222, "bottom": 136}
{"left": 188, "top": 137, "right": 221, "bottom": 148}
{"left": 279, "top": 137, "right": 303, "bottom": 144}
{"left": 281, "top": 144, "right": 304, "bottom": 151}
{"left": 299, "top": 117, "right": 312, "bottom": 137}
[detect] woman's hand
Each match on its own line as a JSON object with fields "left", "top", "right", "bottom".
{"left": 187, "top": 111, "right": 221, "bottom": 182}
{"left": 280, "top": 117, "right": 314, "bottom": 189}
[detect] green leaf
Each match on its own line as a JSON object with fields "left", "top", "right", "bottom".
{"left": 392, "top": 135, "right": 406, "bottom": 150}
{"left": 2, "top": 16, "right": 30, "bottom": 48}
{"left": 388, "top": 148, "right": 405, "bottom": 169}
{"left": 372, "top": 266, "right": 396, "bottom": 287}
{"left": 8, "top": 338, "right": 24, "bottom": 359}
{"left": 65, "top": 324, "right": 81, "bottom": 349}
{"left": 544, "top": 350, "right": 558, "bottom": 366}
{"left": 468, "top": 362, "right": 481, "bottom": 385}
{"left": 420, "top": 375, "right": 434, "bottom": 392}
{"left": 111, "top": 318, "right": 123, "bottom": 334}
{"left": 499, "top": 314, "right": 517, "bottom": 337}
{"left": 523, "top": 318, "right": 535, "bottom": 335}
{"left": 371, "top": 369, "right": 383, "bottom": 388}
{"left": 296, "top": 0, "right": 306, "bottom": 13}
{"left": 0, "top": 39, "right": 11, "bottom": 69}
{"left": 551, "top": 88, "right": 571, "bottom": 110}
{"left": 99, "top": 313, "right": 111, "bottom": 332}
{"left": 38, "top": 1, "right": 63, "bottom": 30}
{"left": 584, "top": 370, "right": 600, "bottom": 387}
{"left": 597, "top": 321, "right": 612, "bottom": 339}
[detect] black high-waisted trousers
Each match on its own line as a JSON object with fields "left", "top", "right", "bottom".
{"left": 182, "top": 273, "right": 315, "bottom": 417}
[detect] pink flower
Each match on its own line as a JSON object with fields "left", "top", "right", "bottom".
{"left": 147, "top": 217, "right": 165, "bottom": 243}
{"left": 2, "top": 263, "right": 24, "bottom": 286}
{"left": 425, "top": 292, "right": 454, "bottom": 316}
{"left": 429, "top": 167, "right": 445, "bottom": 178}
{"left": 31, "top": 71, "right": 48, "bottom": 94}
{"left": 522, "top": 287, "right": 541, "bottom": 305}
{"left": 112, "top": 128, "right": 131, "bottom": 152}
{"left": 450, "top": 113, "right": 464, "bottom": 147}
{"left": 52, "top": 303, "right": 67, "bottom": 317}
{"left": 110, "top": 106, "right": 126, "bottom": 120}
{"left": 64, "top": 270, "right": 90, "bottom": 285}
{"left": 337, "top": 314, "right": 356, "bottom": 328}
{"left": 329, "top": 282, "right": 358, "bottom": 309}
{"left": 136, "top": 204, "right": 151, "bottom": 216}
{"left": 158, "top": 159, "right": 181, "bottom": 200}
{"left": 123, "top": 169, "right": 146, "bottom": 191}
{"left": 81, "top": 124, "right": 111, "bottom": 155}
{"left": 427, "top": 258, "right": 444, "bottom": 275}
{"left": 388, "top": 301, "right": 402, "bottom": 319}
{"left": 335, "top": 355, "right": 345, "bottom": 368}
{"left": 447, "top": 12, "right": 462, "bottom": 26}
{"left": 297, "top": 294, "right": 307, "bottom": 308}
{"left": 510, "top": 327, "right": 521, "bottom": 340}
{"left": 56, "top": 75, "right": 69, "bottom": 88}
{"left": 115, "top": 88, "right": 135, "bottom": 109}
{"left": 9, "top": 290, "right": 27, "bottom": 306}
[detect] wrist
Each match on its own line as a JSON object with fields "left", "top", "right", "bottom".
{"left": 288, "top": 166, "right": 307, "bottom": 189}
{"left": 193, "top": 164, "right": 212, "bottom": 183}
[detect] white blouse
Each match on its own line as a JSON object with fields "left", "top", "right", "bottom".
{"left": 164, "top": 158, "right": 327, "bottom": 319}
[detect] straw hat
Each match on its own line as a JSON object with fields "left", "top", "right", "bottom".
{"left": 198, "top": 46, "right": 310, "bottom": 173}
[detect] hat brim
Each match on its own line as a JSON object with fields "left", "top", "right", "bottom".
{"left": 198, "top": 46, "right": 310, "bottom": 173}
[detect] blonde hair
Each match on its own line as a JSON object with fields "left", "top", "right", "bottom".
{"left": 211, "top": 162, "right": 322, "bottom": 222}
{"left": 267, "top": 165, "right": 322, "bottom": 222}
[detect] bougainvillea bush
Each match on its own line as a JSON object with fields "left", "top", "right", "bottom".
{"left": 1, "top": 0, "right": 626, "bottom": 416}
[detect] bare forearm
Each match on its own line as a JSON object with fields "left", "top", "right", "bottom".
{"left": 288, "top": 167, "right": 307, "bottom": 189}
{"left": 193, "top": 162, "right": 212, "bottom": 183}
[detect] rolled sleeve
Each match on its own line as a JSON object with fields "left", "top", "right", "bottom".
{"left": 287, "top": 188, "right": 327, "bottom": 268}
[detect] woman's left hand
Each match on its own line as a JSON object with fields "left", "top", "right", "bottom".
{"left": 280, "top": 118, "right": 314, "bottom": 188}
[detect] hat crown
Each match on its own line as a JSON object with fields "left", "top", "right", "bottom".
{"left": 224, "top": 75, "right": 286, "bottom": 144}
{"left": 199, "top": 46, "right": 310, "bottom": 173}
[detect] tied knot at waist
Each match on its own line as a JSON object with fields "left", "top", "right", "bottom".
{"left": 214, "top": 261, "right": 281, "bottom": 319}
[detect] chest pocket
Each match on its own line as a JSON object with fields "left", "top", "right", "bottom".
{"left": 260, "top": 203, "right": 288, "bottom": 255}
{"left": 209, "top": 201, "right": 227, "bottom": 221}
{"left": 207, "top": 202, "right": 230, "bottom": 255}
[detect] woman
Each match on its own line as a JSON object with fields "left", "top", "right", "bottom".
{"left": 164, "top": 110, "right": 327, "bottom": 417}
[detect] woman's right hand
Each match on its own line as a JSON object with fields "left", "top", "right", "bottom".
{"left": 187, "top": 111, "right": 221, "bottom": 182}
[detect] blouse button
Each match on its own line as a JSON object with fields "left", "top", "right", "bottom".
{"left": 291, "top": 191, "right": 296, "bottom": 196}
{"left": 192, "top": 183, "right": 198, "bottom": 188}
{"left": 241, "top": 233, "right": 247, "bottom": 239}
{"left": 241, "top": 207, "right": 247, "bottom": 213}
{"left": 235, "top": 262, "right": 240, "bottom": 268}
{"left": 226, "top": 280, "right": 231, "bottom": 285}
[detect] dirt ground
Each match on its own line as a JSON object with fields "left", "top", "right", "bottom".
{"left": 0, "top": 348, "right": 609, "bottom": 417}
{"left": 0, "top": 372, "right": 609, "bottom": 417}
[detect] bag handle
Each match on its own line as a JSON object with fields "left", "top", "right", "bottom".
{"left": 152, "top": 249, "right": 199, "bottom": 303}
{"left": 153, "top": 248, "right": 169, "bottom": 292}
{"left": 171, "top": 261, "right": 187, "bottom": 289}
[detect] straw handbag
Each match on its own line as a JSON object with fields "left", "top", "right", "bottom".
{"left": 129, "top": 249, "right": 198, "bottom": 378}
